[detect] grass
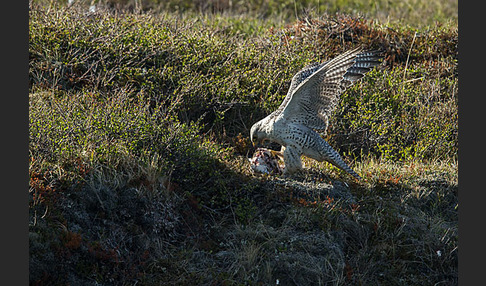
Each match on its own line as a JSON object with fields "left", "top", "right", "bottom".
{"left": 29, "top": 1, "right": 457, "bottom": 285}
{"left": 58, "top": 0, "right": 457, "bottom": 28}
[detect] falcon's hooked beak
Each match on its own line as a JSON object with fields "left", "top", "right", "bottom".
{"left": 252, "top": 138, "right": 263, "bottom": 148}
{"left": 250, "top": 125, "right": 259, "bottom": 148}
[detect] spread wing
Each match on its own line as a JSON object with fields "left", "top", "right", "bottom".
{"left": 273, "top": 62, "right": 326, "bottom": 117}
{"left": 275, "top": 47, "right": 382, "bottom": 132}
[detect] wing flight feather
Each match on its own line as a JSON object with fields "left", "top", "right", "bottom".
{"left": 276, "top": 47, "right": 382, "bottom": 132}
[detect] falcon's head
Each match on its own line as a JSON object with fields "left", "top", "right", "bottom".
{"left": 250, "top": 120, "right": 264, "bottom": 147}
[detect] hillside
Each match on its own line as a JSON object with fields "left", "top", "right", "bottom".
{"left": 29, "top": 1, "right": 457, "bottom": 285}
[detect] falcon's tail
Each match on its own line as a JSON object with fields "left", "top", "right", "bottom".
{"left": 317, "top": 139, "right": 361, "bottom": 180}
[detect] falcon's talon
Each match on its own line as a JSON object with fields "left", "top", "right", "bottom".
{"left": 269, "top": 150, "right": 284, "bottom": 159}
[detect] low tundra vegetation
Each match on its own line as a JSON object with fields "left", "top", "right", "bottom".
{"left": 29, "top": 1, "right": 457, "bottom": 285}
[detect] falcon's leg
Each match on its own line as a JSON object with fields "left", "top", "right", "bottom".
{"left": 282, "top": 145, "right": 302, "bottom": 174}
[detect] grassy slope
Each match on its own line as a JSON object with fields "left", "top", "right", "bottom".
{"left": 29, "top": 1, "right": 457, "bottom": 285}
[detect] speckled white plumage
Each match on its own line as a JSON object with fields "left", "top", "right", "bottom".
{"left": 250, "top": 47, "right": 382, "bottom": 179}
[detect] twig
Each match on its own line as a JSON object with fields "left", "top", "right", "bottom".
{"left": 402, "top": 77, "right": 424, "bottom": 84}
{"left": 401, "top": 31, "right": 418, "bottom": 92}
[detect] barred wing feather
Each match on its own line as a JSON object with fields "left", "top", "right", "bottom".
{"left": 277, "top": 47, "right": 382, "bottom": 132}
